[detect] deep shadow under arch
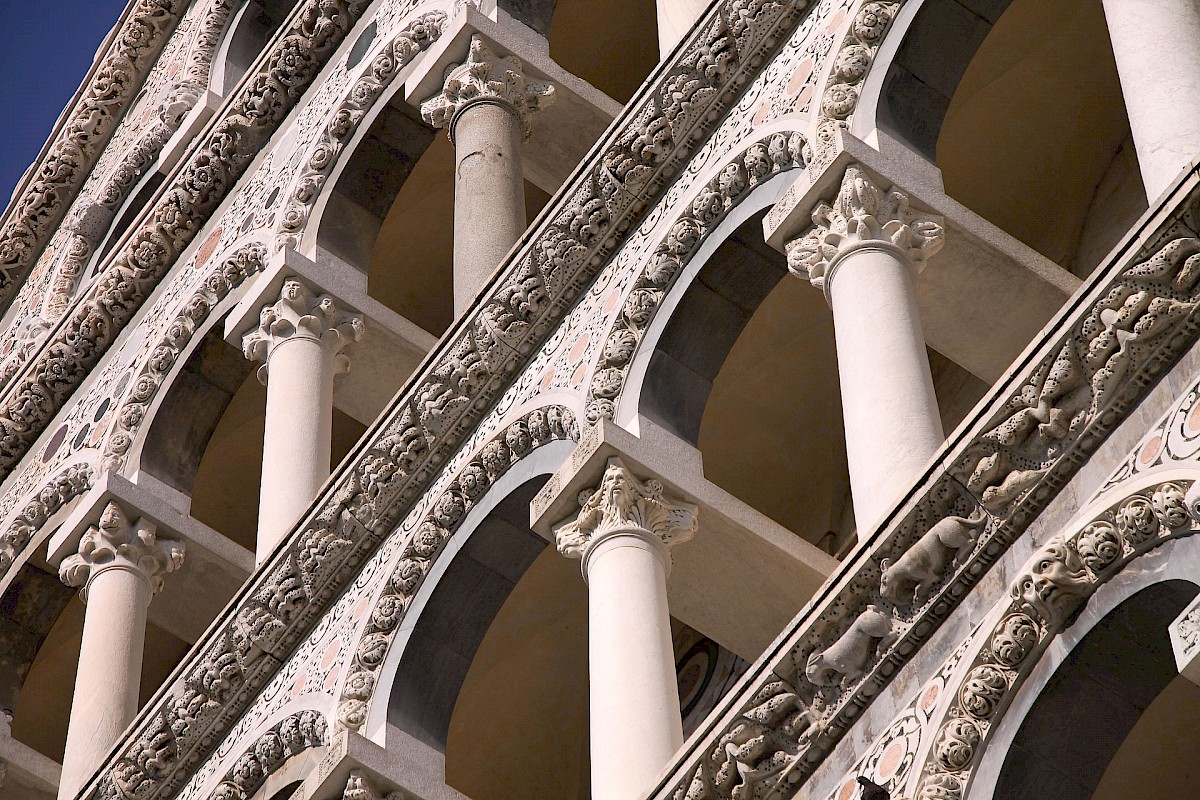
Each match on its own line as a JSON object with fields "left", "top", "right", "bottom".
{"left": 387, "top": 476, "right": 550, "bottom": 750}
{"left": 995, "top": 579, "right": 1199, "bottom": 800}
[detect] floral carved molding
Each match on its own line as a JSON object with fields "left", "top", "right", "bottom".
{"left": 909, "top": 478, "right": 1200, "bottom": 800}
{"left": 0, "top": 0, "right": 186, "bottom": 309}
{"left": 75, "top": 4, "right": 807, "bottom": 794}
{"left": 653, "top": 193, "right": 1200, "bottom": 799}
{"left": 336, "top": 406, "right": 577, "bottom": 731}
{"left": 0, "top": 0, "right": 377, "bottom": 476}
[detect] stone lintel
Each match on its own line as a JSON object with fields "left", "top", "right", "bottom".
{"left": 764, "top": 129, "right": 1083, "bottom": 383}
{"left": 157, "top": 89, "right": 223, "bottom": 176}
{"left": 403, "top": 2, "right": 622, "bottom": 193}
{"left": 1170, "top": 593, "right": 1200, "bottom": 686}
{"left": 223, "top": 247, "right": 436, "bottom": 425}
{"left": 45, "top": 471, "right": 252, "bottom": 644}
{"left": 302, "top": 727, "right": 469, "bottom": 800}
{"left": 531, "top": 416, "right": 838, "bottom": 661}
{"left": 0, "top": 722, "right": 60, "bottom": 798}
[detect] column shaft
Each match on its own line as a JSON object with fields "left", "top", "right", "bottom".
{"left": 59, "top": 567, "right": 149, "bottom": 799}
{"left": 257, "top": 334, "right": 335, "bottom": 562}
{"left": 829, "top": 245, "right": 944, "bottom": 530}
{"left": 586, "top": 531, "right": 683, "bottom": 800}
{"left": 450, "top": 100, "right": 528, "bottom": 315}
{"left": 1102, "top": 0, "right": 1200, "bottom": 201}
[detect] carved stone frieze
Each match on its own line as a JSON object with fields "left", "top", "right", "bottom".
{"left": 99, "top": 244, "right": 266, "bottom": 473}
{"left": 205, "top": 710, "right": 326, "bottom": 800}
{"left": 242, "top": 278, "right": 364, "bottom": 380}
{"left": 658, "top": 209, "right": 1200, "bottom": 798}
{"left": 809, "top": 1, "right": 903, "bottom": 170}
{"left": 908, "top": 478, "right": 1200, "bottom": 800}
{"left": 0, "top": 0, "right": 375, "bottom": 476}
{"left": 335, "top": 406, "right": 577, "bottom": 731}
{"left": 784, "top": 163, "right": 945, "bottom": 296}
{"left": 554, "top": 459, "right": 698, "bottom": 561}
{"left": 0, "top": 0, "right": 186, "bottom": 309}
{"left": 420, "top": 34, "right": 555, "bottom": 140}
{"left": 585, "top": 128, "right": 808, "bottom": 424}
{"left": 59, "top": 501, "right": 184, "bottom": 598}
{"left": 276, "top": 11, "right": 447, "bottom": 249}
{"left": 0, "top": 463, "right": 93, "bottom": 573}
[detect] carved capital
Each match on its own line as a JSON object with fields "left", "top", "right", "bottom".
{"left": 241, "top": 278, "right": 365, "bottom": 380}
{"left": 554, "top": 459, "right": 697, "bottom": 564}
{"left": 784, "top": 164, "right": 945, "bottom": 296}
{"left": 420, "top": 35, "right": 555, "bottom": 141}
{"left": 59, "top": 502, "right": 184, "bottom": 600}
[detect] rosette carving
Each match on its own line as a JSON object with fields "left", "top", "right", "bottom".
{"left": 784, "top": 164, "right": 945, "bottom": 297}
{"left": 420, "top": 35, "right": 555, "bottom": 140}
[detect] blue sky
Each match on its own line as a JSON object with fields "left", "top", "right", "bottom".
{"left": 0, "top": 0, "right": 130, "bottom": 205}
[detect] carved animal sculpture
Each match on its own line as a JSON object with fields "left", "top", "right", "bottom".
{"left": 805, "top": 604, "right": 897, "bottom": 687}
{"left": 879, "top": 508, "right": 988, "bottom": 605}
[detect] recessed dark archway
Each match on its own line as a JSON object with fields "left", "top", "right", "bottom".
{"left": 994, "top": 579, "right": 1200, "bottom": 800}
{"left": 387, "top": 477, "right": 551, "bottom": 751}
{"left": 877, "top": 0, "right": 1015, "bottom": 161}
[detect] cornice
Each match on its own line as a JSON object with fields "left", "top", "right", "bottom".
{"left": 0, "top": 0, "right": 188, "bottom": 312}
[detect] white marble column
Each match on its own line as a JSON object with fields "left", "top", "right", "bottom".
{"left": 421, "top": 35, "right": 554, "bottom": 316}
{"left": 656, "top": 0, "right": 710, "bottom": 58}
{"left": 1102, "top": 0, "right": 1200, "bottom": 201}
{"left": 555, "top": 458, "right": 697, "bottom": 800}
{"left": 243, "top": 278, "right": 363, "bottom": 563}
{"left": 56, "top": 502, "right": 183, "bottom": 800}
{"left": 786, "top": 164, "right": 946, "bottom": 535}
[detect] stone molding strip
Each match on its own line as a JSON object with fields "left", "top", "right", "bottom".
{"left": 0, "top": 0, "right": 377, "bottom": 475}
{"left": 72, "top": 3, "right": 811, "bottom": 798}
{"left": 648, "top": 174, "right": 1200, "bottom": 800}
{"left": 912, "top": 476, "right": 1200, "bottom": 800}
{"left": 0, "top": 0, "right": 187, "bottom": 310}
{"left": 336, "top": 406, "right": 577, "bottom": 730}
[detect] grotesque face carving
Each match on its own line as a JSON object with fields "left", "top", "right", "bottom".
{"left": 1013, "top": 538, "right": 1090, "bottom": 624}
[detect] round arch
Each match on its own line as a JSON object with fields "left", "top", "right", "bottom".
{"left": 902, "top": 468, "right": 1200, "bottom": 800}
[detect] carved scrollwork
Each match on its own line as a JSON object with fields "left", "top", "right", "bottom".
{"left": 334, "top": 407, "right": 577, "bottom": 733}
{"left": 906, "top": 479, "right": 1200, "bottom": 795}
{"left": 204, "top": 711, "right": 326, "bottom": 800}
{"left": 585, "top": 129, "right": 807, "bottom": 424}
{"left": 59, "top": 501, "right": 185, "bottom": 598}
{"left": 0, "top": 0, "right": 373, "bottom": 477}
{"left": 0, "top": 0, "right": 185, "bottom": 307}
{"left": 951, "top": 238, "right": 1200, "bottom": 516}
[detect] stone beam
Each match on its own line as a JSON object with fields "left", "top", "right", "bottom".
{"left": 403, "top": 2, "right": 622, "bottom": 194}
{"left": 224, "top": 247, "right": 436, "bottom": 426}
{"left": 44, "top": 471, "right": 252, "bottom": 645}
{"left": 764, "top": 129, "right": 1082, "bottom": 384}
{"left": 302, "top": 726, "right": 469, "bottom": 800}
{"left": 531, "top": 416, "right": 838, "bottom": 661}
